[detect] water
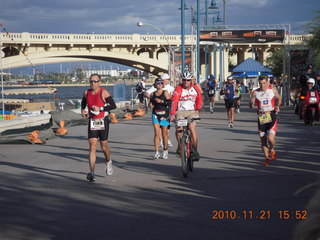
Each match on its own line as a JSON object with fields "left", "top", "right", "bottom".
{"left": 2, "top": 84, "right": 137, "bottom": 102}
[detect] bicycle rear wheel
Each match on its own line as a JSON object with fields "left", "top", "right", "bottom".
{"left": 180, "top": 136, "right": 188, "bottom": 178}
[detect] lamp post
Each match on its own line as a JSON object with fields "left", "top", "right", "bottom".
{"left": 137, "top": 22, "right": 172, "bottom": 80}
{"left": 181, "top": 0, "right": 186, "bottom": 72}
{"left": 223, "top": 0, "right": 227, "bottom": 25}
{"left": 0, "top": 30, "right": 4, "bottom": 117}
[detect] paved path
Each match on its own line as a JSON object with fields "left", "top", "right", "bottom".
{"left": 0, "top": 98, "right": 319, "bottom": 240}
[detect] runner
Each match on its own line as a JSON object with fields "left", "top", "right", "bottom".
{"left": 81, "top": 73, "right": 117, "bottom": 181}
{"left": 206, "top": 74, "right": 217, "bottom": 113}
{"left": 145, "top": 73, "right": 175, "bottom": 148}
{"left": 149, "top": 78, "right": 171, "bottom": 159}
{"left": 249, "top": 75, "right": 281, "bottom": 166}
{"left": 220, "top": 76, "right": 236, "bottom": 128}
{"left": 170, "top": 71, "right": 202, "bottom": 161}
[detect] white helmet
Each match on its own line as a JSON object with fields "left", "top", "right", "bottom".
{"left": 181, "top": 71, "right": 194, "bottom": 80}
{"left": 307, "top": 78, "right": 315, "bottom": 85}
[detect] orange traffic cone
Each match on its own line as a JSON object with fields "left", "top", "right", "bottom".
{"left": 125, "top": 113, "right": 133, "bottom": 120}
{"left": 56, "top": 120, "right": 68, "bottom": 135}
{"left": 28, "top": 130, "right": 44, "bottom": 144}
{"left": 109, "top": 112, "right": 118, "bottom": 124}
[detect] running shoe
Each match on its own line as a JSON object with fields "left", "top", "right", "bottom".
{"left": 159, "top": 139, "right": 164, "bottom": 148}
{"left": 228, "top": 122, "right": 234, "bottom": 128}
{"left": 192, "top": 151, "right": 200, "bottom": 161}
{"left": 168, "top": 140, "right": 173, "bottom": 147}
{"left": 163, "top": 150, "right": 168, "bottom": 159}
{"left": 210, "top": 108, "right": 213, "bottom": 113}
{"left": 270, "top": 150, "right": 277, "bottom": 161}
{"left": 154, "top": 151, "right": 161, "bottom": 159}
{"left": 105, "top": 160, "right": 113, "bottom": 176}
{"left": 263, "top": 157, "right": 271, "bottom": 166}
{"left": 86, "top": 172, "right": 95, "bottom": 182}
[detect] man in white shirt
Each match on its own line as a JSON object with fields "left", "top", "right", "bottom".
{"left": 145, "top": 73, "right": 174, "bottom": 147}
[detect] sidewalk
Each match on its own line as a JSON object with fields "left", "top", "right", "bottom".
{"left": 0, "top": 100, "right": 319, "bottom": 240}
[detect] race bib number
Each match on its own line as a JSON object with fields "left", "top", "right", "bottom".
{"left": 177, "top": 119, "right": 188, "bottom": 127}
{"left": 259, "top": 113, "right": 272, "bottom": 125}
{"left": 310, "top": 97, "right": 317, "bottom": 103}
{"left": 209, "top": 89, "right": 215, "bottom": 95}
{"left": 90, "top": 118, "right": 105, "bottom": 130}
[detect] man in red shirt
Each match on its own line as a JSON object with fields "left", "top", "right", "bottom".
{"left": 170, "top": 71, "right": 202, "bottom": 160}
{"left": 81, "top": 74, "right": 117, "bottom": 181}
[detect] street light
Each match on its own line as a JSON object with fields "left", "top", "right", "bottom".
{"left": 137, "top": 22, "right": 172, "bottom": 78}
{"left": 0, "top": 29, "right": 4, "bottom": 117}
{"left": 223, "top": 0, "right": 227, "bottom": 25}
{"left": 137, "top": 22, "right": 171, "bottom": 52}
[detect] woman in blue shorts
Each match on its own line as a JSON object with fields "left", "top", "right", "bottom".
{"left": 150, "top": 78, "right": 171, "bottom": 159}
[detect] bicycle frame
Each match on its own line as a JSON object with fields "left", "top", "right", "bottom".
{"left": 176, "top": 117, "right": 200, "bottom": 177}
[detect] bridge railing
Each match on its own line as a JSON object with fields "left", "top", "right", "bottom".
{"left": 0, "top": 32, "right": 197, "bottom": 46}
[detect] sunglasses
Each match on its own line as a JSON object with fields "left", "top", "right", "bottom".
{"left": 156, "top": 82, "right": 164, "bottom": 85}
{"left": 90, "top": 80, "right": 100, "bottom": 83}
{"left": 182, "top": 79, "right": 191, "bottom": 82}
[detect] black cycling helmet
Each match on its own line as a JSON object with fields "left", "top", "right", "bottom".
{"left": 306, "top": 64, "right": 313, "bottom": 70}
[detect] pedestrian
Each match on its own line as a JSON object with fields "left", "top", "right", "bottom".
{"left": 248, "top": 79, "right": 254, "bottom": 94}
{"left": 249, "top": 75, "right": 281, "bottom": 166}
{"left": 149, "top": 78, "right": 171, "bottom": 159}
{"left": 206, "top": 74, "right": 217, "bottom": 113}
{"left": 220, "top": 76, "right": 236, "bottom": 128}
{"left": 234, "top": 80, "right": 242, "bottom": 113}
{"left": 81, "top": 73, "right": 117, "bottom": 182}
{"left": 136, "top": 76, "right": 147, "bottom": 109}
{"left": 145, "top": 73, "right": 175, "bottom": 148}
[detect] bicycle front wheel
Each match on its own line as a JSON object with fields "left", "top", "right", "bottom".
{"left": 180, "top": 136, "right": 188, "bottom": 178}
{"left": 188, "top": 142, "right": 194, "bottom": 172}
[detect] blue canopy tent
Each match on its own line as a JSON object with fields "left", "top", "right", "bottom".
{"left": 230, "top": 58, "right": 273, "bottom": 78}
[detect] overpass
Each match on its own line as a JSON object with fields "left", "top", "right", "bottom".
{"left": 0, "top": 32, "right": 310, "bottom": 78}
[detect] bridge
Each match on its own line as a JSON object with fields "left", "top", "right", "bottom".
{"left": 0, "top": 32, "right": 310, "bottom": 77}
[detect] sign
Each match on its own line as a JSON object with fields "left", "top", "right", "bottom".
{"left": 200, "top": 29, "right": 285, "bottom": 43}
{"left": 289, "top": 49, "right": 309, "bottom": 85}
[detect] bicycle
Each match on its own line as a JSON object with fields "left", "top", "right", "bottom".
{"left": 176, "top": 117, "right": 201, "bottom": 178}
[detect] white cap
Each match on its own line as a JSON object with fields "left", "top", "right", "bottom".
{"left": 161, "top": 73, "right": 170, "bottom": 80}
{"left": 227, "top": 76, "right": 233, "bottom": 80}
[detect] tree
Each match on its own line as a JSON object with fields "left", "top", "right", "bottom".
{"left": 304, "top": 10, "right": 320, "bottom": 69}
{"left": 266, "top": 47, "right": 284, "bottom": 77}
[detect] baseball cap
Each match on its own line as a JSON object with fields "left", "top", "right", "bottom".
{"left": 227, "top": 76, "right": 233, "bottom": 80}
{"left": 161, "top": 73, "right": 170, "bottom": 80}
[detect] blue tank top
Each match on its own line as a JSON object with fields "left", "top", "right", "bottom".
{"left": 207, "top": 80, "right": 216, "bottom": 89}
{"left": 225, "top": 84, "right": 235, "bottom": 99}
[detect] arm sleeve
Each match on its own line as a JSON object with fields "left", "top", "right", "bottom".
{"left": 170, "top": 86, "right": 181, "bottom": 115}
{"left": 81, "top": 96, "right": 87, "bottom": 109}
{"left": 102, "top": 96, "right": 117, "bottom": 112}
{"left": 194, "top": 85, "right": 203, "bottom": 110}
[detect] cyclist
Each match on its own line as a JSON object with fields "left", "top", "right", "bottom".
{"left": 206, "top": 74, "right": 217, "bottom": 113}
{"left": 170, "top": 71, "right": 202, "bottom": 160}
{"left": 249, "top": 75, "right": 281, "bottom": 166}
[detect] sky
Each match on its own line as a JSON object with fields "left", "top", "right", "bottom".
{"left": 1, "top": 0, "right": 319, "bottom": 74}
